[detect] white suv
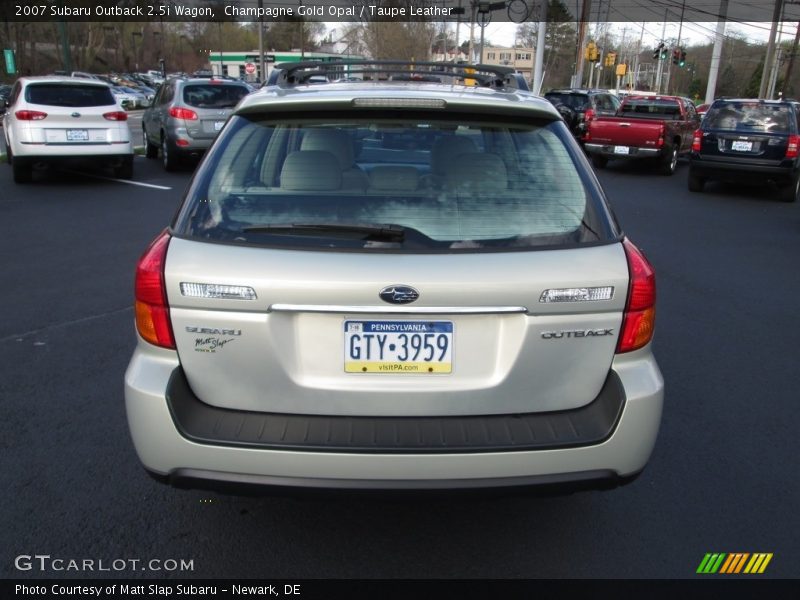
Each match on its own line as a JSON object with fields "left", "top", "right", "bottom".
{"left": 125, "top": 61, "right": 663, "bottom": 494}
{"left": 3, "top": 76, "right": 133, "bottom": 183}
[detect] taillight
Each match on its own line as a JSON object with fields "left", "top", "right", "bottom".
{"left": 584, "top": 108, "right": 596, "bottom": 123}
{"left": 617, "top": 239, "right": 656, "bottom": 353}
{"left": 692, "top": 129, "right": 703, "bottom": 152}
{"left": 656, "top": 124, "right": 665, "bottom": 148}
{"left": 168, "top": 106, "right": 198, "bottom": 120}
{"left": 103, "top": 111, "right": 128, "bottom": 121}
{"left": 134, "top": 230, "right": 175, "bottom": 349}
{"left": 15, "top": 110, "right": 47, "bottom": 120}
{"left": 786, "top": 134, "right": 799, "bottom": 159}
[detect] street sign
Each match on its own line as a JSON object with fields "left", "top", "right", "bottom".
{"left": 244, "top": 62, "right": 256, "bottom": 75}
{"left": 4, "top": 49, "right": 15, "bottom": 75}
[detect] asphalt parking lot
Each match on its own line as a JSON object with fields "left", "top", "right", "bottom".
{"left": 1, "top": 155, "right": 799, "bottom": 580}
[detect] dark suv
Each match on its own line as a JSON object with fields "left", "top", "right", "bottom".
{"left": 689, "top": 98, "right": 800, "bottom": 202}
{"left": 544, "top": 89, "right": 621, "bottom": 143}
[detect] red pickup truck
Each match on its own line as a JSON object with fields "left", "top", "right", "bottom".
{"left": 584, "top": 95, "right": 701, "bottom": 175}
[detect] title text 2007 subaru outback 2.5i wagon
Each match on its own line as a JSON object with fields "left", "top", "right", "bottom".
{"left": 125, "top": 61, "right": 663, "bottom": 494}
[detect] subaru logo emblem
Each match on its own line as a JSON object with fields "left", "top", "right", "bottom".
{"left": 379, "top": 285, "right": 419, "bottom": 305}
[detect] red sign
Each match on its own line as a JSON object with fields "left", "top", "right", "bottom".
{"left": 244, "top": 62, "right": 256, "bottom": 75}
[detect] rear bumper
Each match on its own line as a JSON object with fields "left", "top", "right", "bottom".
{"left": 124, "top": 341, "right": 664, "bottom": 492}
{"left": 585, "top": 143, "right": 662, "bottom": 159}
{"left": 12, "top": 142, "right": 133, "bottom": 160}
{"left": 690, "top": 156, "right": 795, "bottom": 182}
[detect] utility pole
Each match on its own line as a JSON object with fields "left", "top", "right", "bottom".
{"left": 532, "top": 0, "right": 548, "bottom": 94}
{"left": 781, "top": 21, "right": 800, "bottom": 98}
{"left": 574, "top": 0, "right": 592, "bottom": 88}
{"left": 665, "top": 0, "right": 685, "bottom": 95}
{"left": 705, "top": 0, "right": 728, "bottom": 105}
{"left": 257, "top": 0, "right": 265, "bottom": 84}
{"left": 768, "top": 47, "right": 783, "bottom": 99}
{"left": 654, "top": 13, "right": 667, "bottom": 93}
{"left": 760, "top": 0, "right": 784, "bottom": 98}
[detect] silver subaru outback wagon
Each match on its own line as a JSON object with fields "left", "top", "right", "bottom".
{"left": 125, "top": 61, "right": 663, "bottom": 493}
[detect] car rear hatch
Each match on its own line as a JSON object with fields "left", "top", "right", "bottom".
{"left": 180, "top": 82, "right": 249, "bottom": 140}
{"left": 21, "top": 83, "right": 127, "bottom": 144}
{"left": 588, "top": 117, "right": 664, "bottom": 147}
{"left": 698, "top": 101, "right": 795, "bottom": 165}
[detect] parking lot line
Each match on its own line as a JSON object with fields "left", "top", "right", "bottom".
{"left": 62, "top": 169, "right": 172, "bottom": 190}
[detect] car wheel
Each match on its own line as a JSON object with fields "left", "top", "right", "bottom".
{"left": 687, "top": 170, "right": 705, "bottom": 192}
{"left": 143, "top": 128, "right": 158, "bottom": 159}
{"left": 162, "top": 135, "right": 179, "bottom": 172}
{"left": 115, "top": 156, "right": 134, "bottom": 179}
{"left": 660, "top": 146, "right": 678, "bottom": 176}
{"left": 591, "top": 155, "right": 608, "bottom": 169}
{"left": 779, "top": 173, "right": 800, "bottom": 203}
{"left": 12, "top": 158, "right": 32, "bottom": 184}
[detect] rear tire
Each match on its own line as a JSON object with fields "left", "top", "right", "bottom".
{"left": 591, "top": 155, "right": 608, "bottom": 169}
{"left": 115, "top": 156, "right": 134, "bottom": 179}
{"left": 144, "top": 128, "right": 158, "bottom": 159}
{"left": 161, "top": 135, "right": 179, "bottom": 172}
{"left": 12, "top": 159, "right": 32, "bottom": 184}
{"left": 688, "top": 170, "right": 705, "bottom": 192}
{"left": 660, "top": 146, "right": 678, "bottom": 176}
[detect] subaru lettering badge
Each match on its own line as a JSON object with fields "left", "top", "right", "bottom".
{"left": 379, "top": 285, "right": 419, "bottom": 305}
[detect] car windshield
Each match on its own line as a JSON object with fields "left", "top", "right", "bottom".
{"left": 619, "top": 98, "right": 681, "bottom": 119}
{"left": 25, "top": 83, "right": 115, "bottom": 107}
{"left": 704, "top": 102, "right": 792, "bottom": 132}
{"left": 182, "top": 84, "right": 249, "bottom": 108}
{"left": 174, "top": 114, "right": 613, "bottom": 252}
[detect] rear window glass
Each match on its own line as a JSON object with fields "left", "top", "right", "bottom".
{"left": 182, "top": 84, "right": 249, "bottom": 109}
{"left": 25, "top": 84, "right": 115, "bottom": 107}
{"left": 620, "top": 98, "right": 681, "bottom": 118}
{"left": 545, "top": 93, "right": 590, "bottom": 110}
{"left": 705, "top": 102, "right": 792, "bottom": 132}
{"left": 174, "top": 114, "right": 614, "bottom": 252}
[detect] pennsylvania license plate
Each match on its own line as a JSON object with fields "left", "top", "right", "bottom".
{"left": 614, "top": 145, "right": 630, "bottom": 155}
{"left": 344, "top": 320, "right": 453, "bottom": 374}
{"left": 731, "top": 140, "right": 753, "bottom": 152}
{"left": 66, "top": 129, "right": 89, "bottom": 141}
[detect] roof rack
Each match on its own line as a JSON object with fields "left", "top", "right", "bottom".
{"left": 265, "top": 60, "right": 530, "bottom": 92}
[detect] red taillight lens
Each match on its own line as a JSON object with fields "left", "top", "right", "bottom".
{"left": 168, "top": 106, "right": 198, "bottom": 120}
{"left": 584, "top": 108, "right": 596, "bottom": 123}
{"left": 786, "top": 134, "right": 799, "bottom": 159}
{"left": 103, "top": 111, "right": 128, "bottom": 121}
{"left": 175, "top": 139, "right": 190, "bottom": 147}
{"left": 656, "top": 124, "right": 665, "bottom": 148}
{"left": 617, "top": 239, "right": 656, "bottom": 353}
{"left": 15, "top": 110, "right": 47, "bottom": 120}
{"left": 692, "top": 129, "right": 703, "bottom": 152}
{"left": 134, "top": 230, "right": 175, "bottom": 349}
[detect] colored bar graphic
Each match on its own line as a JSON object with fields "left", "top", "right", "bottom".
{"left": 699, "top": 552, "right": 772, "bottom": 575}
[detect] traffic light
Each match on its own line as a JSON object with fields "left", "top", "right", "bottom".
{"left": 652, "top": 42, "right": 663, "bottom": 60}
{"left": 605, "top": 52, "right": 616, "bottom": 67}
{"left": 585, "top": 41, "right": 598, "bottom": 62}
{"left": 679, "top": 51, "right": 687, "bottom": 67}
{"left": 672, "top": 49, "right": 680, "bottom": 65}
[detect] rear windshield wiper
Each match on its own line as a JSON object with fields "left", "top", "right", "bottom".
{"left": 241, "top": 222, "right": 407, "bottom": 242}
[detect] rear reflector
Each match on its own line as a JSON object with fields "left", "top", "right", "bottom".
{"left": 180, "top": 282, "right": 257, "bottom": 300}
{"left": 786, "top": 134, "right": 799, "bottom": 159}
{"left": 617, "top": 239, "right": 656, "bottom": 353}
{"left": 103, "top": 111, "right": 128, "bottom": 121}
{"left": 539, "top": 287, "right": 614, "bottom": 303}
{"left": 134, "top": 230, "right": 175, "bottom": 349}
{"left": 15, "top": 110, "right": 47, "bottom": 120}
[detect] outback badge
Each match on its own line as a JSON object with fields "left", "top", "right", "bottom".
{"left": 379, "top": 285, "right": 419, "bottom": 305}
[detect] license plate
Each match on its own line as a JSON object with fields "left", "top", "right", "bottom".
{"left": 731, "top": 140, "right": 753, "bottom": 152}
{"left": 214, "top": 121, "right": 225, "bottom": 131}
{"left": 344, "top": 320, "right": 453, "bottom": 374}
{"left": 66, "top": 129, "right": 89, "bottom": 141}
{"left": 614, "top": 145, "right": 630, "bottom": 155}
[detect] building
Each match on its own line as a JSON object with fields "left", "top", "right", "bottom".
{"left": 480, "top": 46, "right": 535, "bottom": 84}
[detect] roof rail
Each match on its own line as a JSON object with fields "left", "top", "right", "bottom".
{"left": 265, "top": 60, "right": 530, "bottom": 92}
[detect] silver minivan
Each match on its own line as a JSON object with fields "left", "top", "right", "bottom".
{"left": 141, "top": 77, "right": 250, "bottom": 171}
{"left": 125, "top": 62, "right": 663, "bottom": 494}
